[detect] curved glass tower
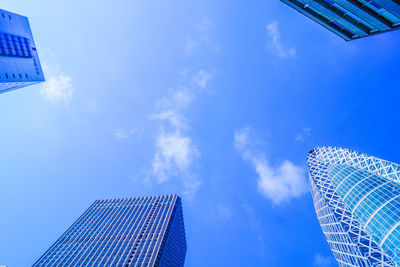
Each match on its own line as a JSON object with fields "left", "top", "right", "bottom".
{"left": 308, "top": 147, "right": 400, "bottom": 266}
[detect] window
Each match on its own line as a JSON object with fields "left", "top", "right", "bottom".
{"left": 0, "top": 32, "right": 32, "bottom": 58}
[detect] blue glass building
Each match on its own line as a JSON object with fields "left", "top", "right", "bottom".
{"left": 33, "top": 195, "right": 187, "bottom": 267}
{"left": 280, "top": 0, "right": 400, "bottom": 40}
{"left": 0, "top": 9, "right": 44, "bottom": 94}
{"left": 308, "top": 147, "right": 400, "bottom": 266}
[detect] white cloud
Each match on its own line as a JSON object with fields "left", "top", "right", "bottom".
{"left": 193, "top": 70, "right": 214, "bottom": 88}
{"left": 113, "top": 128, "right": 139, "bottom": 140}
{"left": 313, "top": 253, "right": 333, "bottom": 266}
{"left": 182, "top": 179, "right": 202, "bottom": 199}
{"left": 295, "top": 127, "right": 311, "bottom": 143}
{"left": 148, "top": 70, "right": 214, "bottom": 197}
{"left": 234, "top": 127, "right": 308, "bottom": 205}
{"left": 157, "top": 89, "right": 195, "bottom": 111}
{"left": 113, "top": 130, "right": 128, "bottom": 139}
{"left": 152, "top": 110, "right": 186, "bottom": 129}
{"left": 152, "top": 130, "right": 199, "bottom": 183}
{"left": 152, "top": 89, "right": 195, "bottom": 129}
{"left": 40, "top": 62, "right": 73, "bottom": 103}
{"left": 266, "top": 22, "right": 296, "bottom": 59}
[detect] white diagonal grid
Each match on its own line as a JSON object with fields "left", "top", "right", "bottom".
{"left": 308, "top": 146, "right": 399, "bottom": 267}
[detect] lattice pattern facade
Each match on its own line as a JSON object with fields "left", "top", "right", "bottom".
{"left": 33, "top": 195, "right": 187, "bottom": 267}
{"left": 280, "top": 0, "right": 400, "bottom": 41}
{"left": 308, "top": 147, "right": 400, "bottom": 266}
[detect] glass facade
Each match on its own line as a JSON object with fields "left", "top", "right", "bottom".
{"left": 0, "top": 9, "right": 44, "bottom": 94}
{"left": 308, "top": 147, "right": 400, "bottom": 266}
{"left": 33, "top": 195, "right": 187, "bottom": 267}
{"left": 280, "top": 0, "right": 400, "bottom": 40}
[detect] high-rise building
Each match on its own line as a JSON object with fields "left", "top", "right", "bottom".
{"left": 33, "top": 195, "right": 187, "bottom": 267}
{"left": 280, "top": 0, "right": 400, "bottom": 41}
{"left": 308, "top": 147, "right": 400, "bottom": 266}
{"left": 0, "top": 9, "right": 44, "bottom": 94}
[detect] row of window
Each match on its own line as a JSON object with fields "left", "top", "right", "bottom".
{"left": 0, "top": 32, "right": 32, "bottom": 58}
{"left": 35, "top": 197, "right": 176, "bottom": 265}
{"left": 289, "top": 0, "right": 400, "bottom": 40}
{"left": 0, "top": 73, "right": 29, "bottom": 80}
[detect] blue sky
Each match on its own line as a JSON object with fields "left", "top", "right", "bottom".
{"left": 1, "top": 0, "right": 400, "bottom": 266}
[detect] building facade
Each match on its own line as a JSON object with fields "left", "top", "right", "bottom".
{"left": 308, "top": 147, "right": 400, "bottom": 266}
{"left": 33, "top": 195, "right": 187, "bottom": 267}
{"left": 280, "top": 0, "right": 400, "bottom": 41}
{"left": 0, "top": 9, "right": 44, "bottom": 94}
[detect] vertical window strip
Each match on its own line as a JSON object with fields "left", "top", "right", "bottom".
{"left": 122, "top": 196, "right": 158, "bottom": 266}
{"left": 101, "top": 198, "right": 143, "bottom": 265}
{"left": 73, "top": 200, "right": 127, "bottom": 264}
{"left": 136, "top": 195, "right": 168, "bottom": 264}
{"left": 90, "top": 198, "right": 135, "bottom": 265}
{"left": 119, "top": 198, "right": 150, "bottom": 266}
{"left": 102, "top": 199, "right": 138, "bottom": 264}
{"left": 135, "top": 195, "right": 167, "bottom": 265}
{"left": 153, "top": 195, "right": 177, "bottom": 266}
{"left": 115, "top": 199, "right": 145, "bottom": 265}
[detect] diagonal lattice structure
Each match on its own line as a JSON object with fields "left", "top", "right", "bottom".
{"left": 308, "top": 147, "right": 400, "bottom": 266}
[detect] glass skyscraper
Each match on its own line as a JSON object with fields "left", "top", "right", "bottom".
{"left": 308, "top": 147, "right": 400, "bottom": 266}
{"left": 33, "top": 195, "right": 187, "bottom": 267}
{"left": 0, "top": 9, "right": 44, "bottom": 94}
{"left": 280, "top": 0, "right": 400, "bottom": 41}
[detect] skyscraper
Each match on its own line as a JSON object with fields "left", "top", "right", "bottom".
{"left": 308, "top": 147, "right": 400, "bottom": 266}
{"left": 280, "top": 0, "right": 400, "bottom": 41}
{"left": 0, "top": 9, "right": 44, "bottom": 94}
{"left": 33, "top": 195, "right": 187, "bottom": 267}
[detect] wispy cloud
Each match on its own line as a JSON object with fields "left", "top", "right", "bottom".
{"left": 183, "top": 18, "right": 219, "bottom": 56}
{"left": 313, "top": 253, "right": 333, "bottom": 266}
{"left": 192, "top": 70, "right": 214, "bottom": 88}
{"left": 152, "top": 88, "right": 196, "bottom": 129}
{"left": 234, "top": 127, "right": 308, "bottom": 205}
{"left": 295, "top": 127, "right": 311, "bottom": 143}
{"left": 114, "top": 130, "right": 128, "bottom": 139}
{"left": 113, "top": 128, "right": 139, "bottom": 140}
{"left": 149, "top": 70, "right": 214, "bottom": 197}
{"left": 266, "top": 22, "right": 296, "bottom": 59}
{"left": 40, "top": 62, "right": 73, "bottom": 103}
